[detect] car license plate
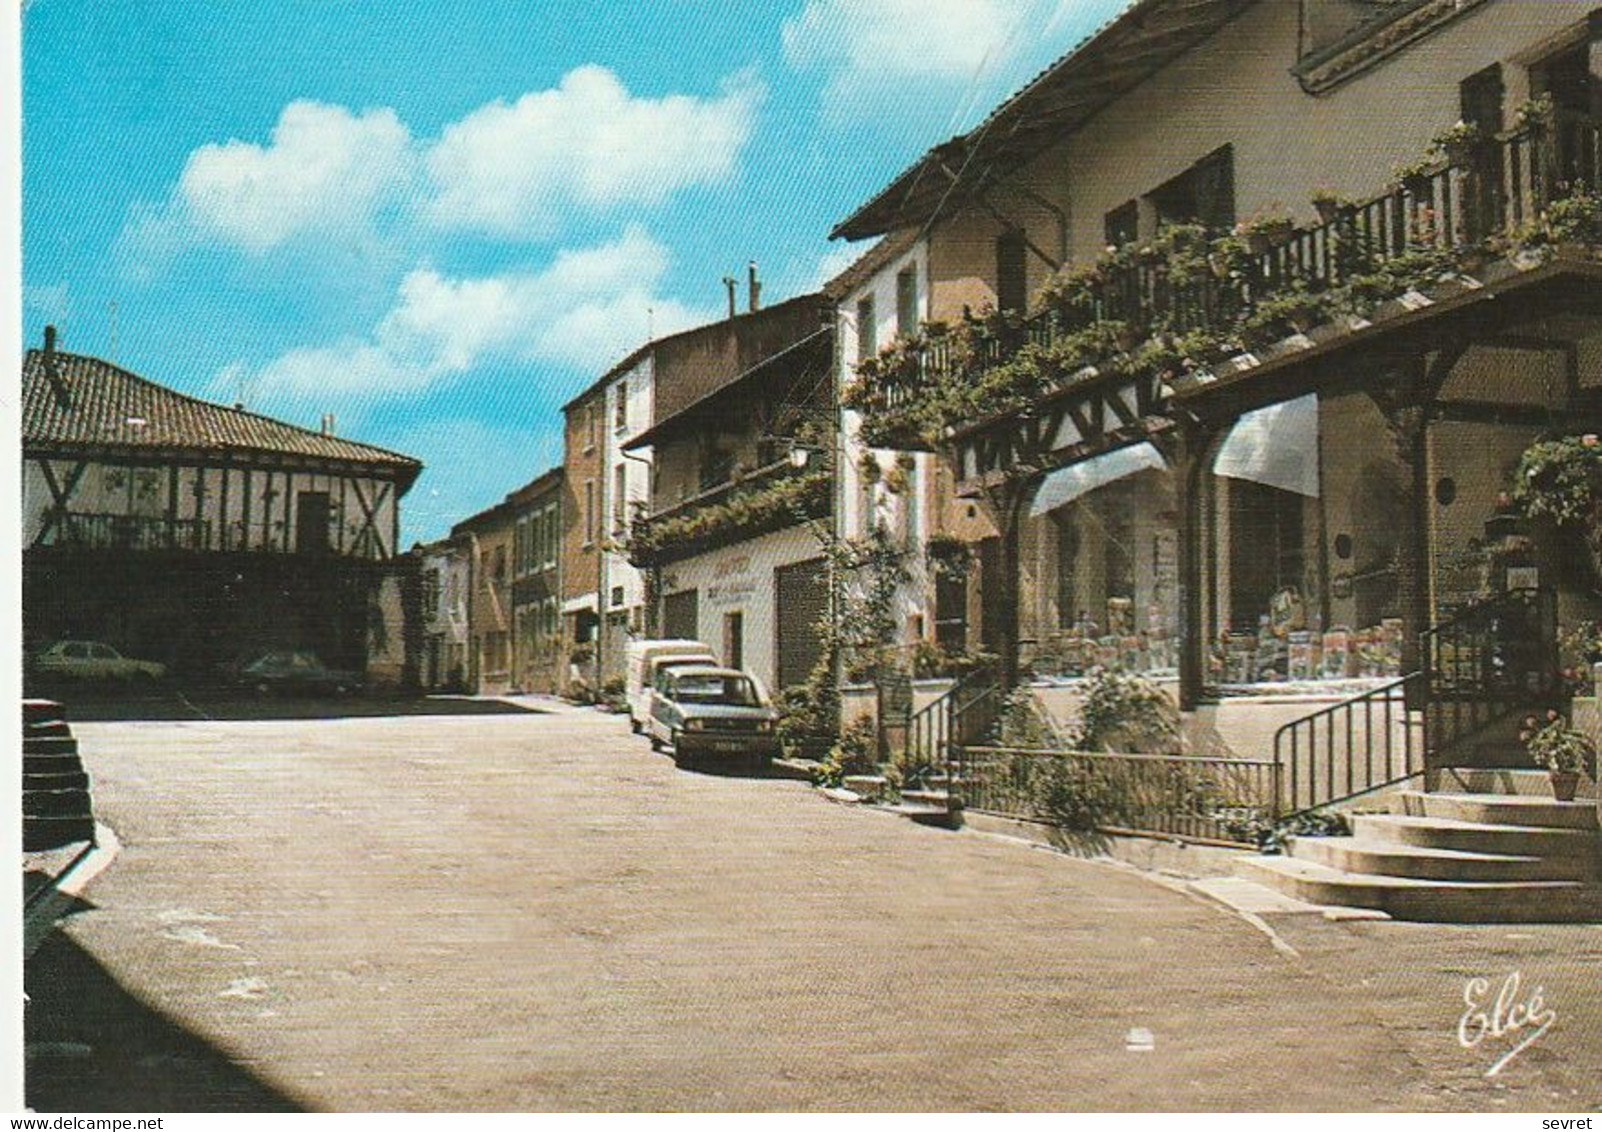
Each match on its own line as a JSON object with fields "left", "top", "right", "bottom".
{"left": 711, "top": 740, "right": 744, "bottom": 753}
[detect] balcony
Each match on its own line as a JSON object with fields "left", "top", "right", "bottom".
{"left": 847, "top": 108, "right": 1602, "bottom": 453}
{"left": 626, "top": 458, "right": 832, "bottom": 567}
{"left": 48, "top": 512, "right": 212, "bottom": 552}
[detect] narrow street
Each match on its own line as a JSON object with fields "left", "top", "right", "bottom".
{"left": 24, "top": 700, "right": 1602, "bottom": 1112}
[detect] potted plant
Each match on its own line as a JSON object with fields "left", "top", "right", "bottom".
{"left": 1521, "top": 711, "right": 1595, "bottom": 801}
{"left": 1235, "top": 214, "right": 1296, "bottom": 257}
{"left": 1513, "top": 433, "right": 1602, "bottom": 586}
{"left": 1432, "top": 120, "right": 1486, "bottom": 167}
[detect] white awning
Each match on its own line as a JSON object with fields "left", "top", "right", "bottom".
{"left": 1214, "top": 393, "right": 1320, "bottom": 498}
{"left": 1029, "top": 442, "right": 1167, "bottom": 517}
{"left": 562, "top": 593, "right": 598, "bottom": 615}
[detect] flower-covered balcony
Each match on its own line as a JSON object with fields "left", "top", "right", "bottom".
{"left": 625, "top": 458, "right": 832, "bottom": 567}
{"left": 845, "top": 103, "right": 1602, "bottom": 467}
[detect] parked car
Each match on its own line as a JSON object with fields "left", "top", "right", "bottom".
{"left": 625, "top": 639, "right": 717, "bottom": 734}
{"left": 235, "top": 650, "right": 363, "bottom": 696}
{"left": 647, "top": 665, "right": 780, "bottom": 767}
{"left": 32, "top": 640, "right": 166, "bottom": 682}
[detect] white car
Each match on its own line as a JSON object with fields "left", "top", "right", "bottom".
{"left": 625, "top": 639, "right": 718, "bottom": 733}
{"left": 33, "top": 640, "right": 166, "bottom": 682}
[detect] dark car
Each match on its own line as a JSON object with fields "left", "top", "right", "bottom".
{"left": 647, "top": 665, "right": 779, "bottom": 767}
{"left": 237, "top": 650, "right": 363, "bottom": 696}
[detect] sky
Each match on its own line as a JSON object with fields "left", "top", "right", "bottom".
{"left": 20, "top": 0, "right": 1130, "bottom": 544}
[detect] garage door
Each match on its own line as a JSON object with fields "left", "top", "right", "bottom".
{"left": 662, "top": 588, "right": 699, "bottom": 642}
{"left": 774, "top": 557, "right": 827, "bottom": 691}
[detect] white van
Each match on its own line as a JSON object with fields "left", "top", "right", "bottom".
{"left": 625, "top": 639, "right": 717, "bottom": 733}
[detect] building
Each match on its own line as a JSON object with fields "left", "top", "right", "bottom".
{"left": 22, "top": 329, "right": 422, "bottom": 684}
{"left": 831, "top": 0, "right": 1602, "bottom": 782}
{"left": 416, "top": 534, "right": 471, "bottom": 692}
{"left": 624, "top": 290, "right": 835, "bottom": 694}
{"left": 451, "top": 495, "right": 518, "bottom": 696}
{"left": 560, "top": 349, "right": 653, "bottom": 698}
{"left": 508, "top": 467, "right": 564, "bottom": 695}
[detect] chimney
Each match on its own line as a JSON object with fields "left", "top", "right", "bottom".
{"left": 42, "top": 325, "right": 71, "bottom": 411}
{"left": 748, "top": 261, "right": 761, "bottom": 313}
{"left": 723, "top": 276, "right": 737, "bottom": 320}
{"left": 321, "top": 412, "right": 336, "bottom": 436}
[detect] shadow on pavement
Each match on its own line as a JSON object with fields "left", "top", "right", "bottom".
{"left": 43, "top": 687, "right": 548, "bottom": 723}
{"left": 25, "top": 931, "right": 307, "bottom": 1113}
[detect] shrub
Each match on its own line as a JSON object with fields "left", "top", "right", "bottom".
{"left": 814, "top": 716, "right": 879, "bottom": 786}
{"left": 1073, "top": 668, "right": 1181, "bottom": 754}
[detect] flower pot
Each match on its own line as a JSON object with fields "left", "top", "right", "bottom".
{"left": 1549, "top": 769, "right": 1580, "bottom": 802}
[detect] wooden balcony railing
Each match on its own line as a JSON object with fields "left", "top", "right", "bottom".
{"left": 628, "top": 459, "right": 832, "bottom": 566}
{"left": 52, "top": 512, "right": 211, "bottom": 552}
{"left": 860, "top": 112, "right": 1602, "bottom": 438}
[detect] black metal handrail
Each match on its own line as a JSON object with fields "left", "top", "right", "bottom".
{"left": 953, "top": 745, "right": 1280, "bottom": 847}
{"left": 904, "top": 663, "right": 1000, "bottom": 777}
{"left": 1273, "top": 674, "right": 1425, "bottom": 820}
{"left": 1419, "top": 586, "right": 1561, "bottom": 763}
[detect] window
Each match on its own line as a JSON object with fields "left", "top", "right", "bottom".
{"left": 895, "top": 266, "right": 919, "bottom": 338}
{"left": 611, "top": 585, "right": 625, "bottom": 608}
{"left": 1105, "top": 200, "right": 1139, "bottom": 248}
{"left": 1228, "top": 480, "right": 1306, "bottom": 632}
{"left": 723, "top": 611, "right": 744, "bottom": 670}
{"left": 1147, "top": 145, "right": 1235, "bottom": 233}
{"left": 492, "top": 545, "right": 507, "bottom": 584}
{"left": 584, "top": 403, "right": 597, "bottom": 452}
{"left": 613, "top": 464, "right": 628, "bottom": 533}
{"left": 544, "top": 503, "right": 559, "bottom": 568}
{"left": 996, "top": 230, "right": 1028, "bottom": 316}
{"left": 614, "top": 381, "right": 629, "bottom": 432}
{"left": 583, "top": 479, "right": 596, "bottom": 545}
{"left": 856, "top": 295, "right": 877, "bottom": 362}
{"left": 901, "top": 457, "right": 920, "bottom": 549}
{"left": 1460, "top": 64, "right": 1504, "bottom": 133}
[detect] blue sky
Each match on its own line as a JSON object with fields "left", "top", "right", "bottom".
{"left": 21, "top": 0, "right": 1128, "bottom": 544}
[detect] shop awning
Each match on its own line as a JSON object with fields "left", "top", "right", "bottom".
{"left": 1214, "top": 393, "right": 1320, "bottom": 498}
{"left": 1029, "top": 442, "right": 1167, "bottom": 517}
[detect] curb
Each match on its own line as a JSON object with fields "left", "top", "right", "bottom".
{"left": 24, "top": 823, "right": 121, "bottom": 960}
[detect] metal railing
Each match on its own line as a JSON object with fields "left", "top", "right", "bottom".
{"left": 1273, "top": 674, "right": 1425, "bottom": 820}
{"left": 904, "top": 663, "right": 1001, "bottom": 776}
{"left": 953, "top": 745, "right": 1280, "bottom": 847}
{"left": 52, "top": 511, "right": 211, "bottom": 552}
{"left": 1420, "top": 586, "right": 1561, "bottom": 763}
{"left": 864, "top": 113, "right": 1601, "bottom": 412}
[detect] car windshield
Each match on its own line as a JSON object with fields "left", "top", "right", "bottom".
{"left": 670, "top": 675, "right": 761, "bottom": 706}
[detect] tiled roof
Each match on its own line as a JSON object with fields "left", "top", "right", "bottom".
{"left": 819, "top": 230, "right": 922, "bottom": 302}
{"left": 23, "top": 348, "right": 422, "bottom": 487}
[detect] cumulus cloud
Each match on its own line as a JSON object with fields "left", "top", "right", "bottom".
{"left": 122, "top": 66, "right": 760, "bottom": 260}
{"left": 426, "top": 65, "right": 763, "bottom": 238}
{"left": 237, "top": 226, "right": 712, "bottom": 402}
{"left": 783, "top": 0, "right": 1035, "bottom": 112}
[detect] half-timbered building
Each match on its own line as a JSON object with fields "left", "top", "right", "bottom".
{"left": 23, "top": 329, "right": 423, "bottom": 683}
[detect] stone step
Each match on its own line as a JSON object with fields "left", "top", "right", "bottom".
{"left": 23, "top": 699, "right": 67, "bottom": 726}
{"left": 23, "top": 789, "right": 94, "bottom": 818}
{"left": 23, "top": 720, "right": 72, "bottom": 740}
{"left": 23, "top": 816, "right": 96, "bottom": 853}
{"left": 842, "top": 775, "right": 889, "bottom": 801}
{"left": 1433, "top": 768, "right": 1597, "bottom": 800}
{"left": 1238, "top": 856, "right": 1602, "bottom": 923}
{"left": 884, "top": 803, "right": 963, "bottom": 829}
{"left": 1395, "top": 791, "right": 1598, "bottom": 831}
{"left": 23, "top": 771, "right": 90, "bottom": 793}
{"left": 1290, "top": 835, "right": 1597, "bottom": 883}
{"left": 899, "top": 788, "right": 957, "bottom": 811}
{"left": 23, "top": 735, "right": 78, "bottom": 757}
{"left": 1353, "top": 813, "right": 1599, "bottom": 858}
{"left": 23, "top": 754, "right": 86, "bottom": 778}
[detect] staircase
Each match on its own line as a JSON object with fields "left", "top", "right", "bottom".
{"left": 23, "top": 699, "right": 96, "bottom": 852}
{"left": 897, "top": 666, "right": 1005, "bottom": 828}
{"left": 1240, "top": 772, "right": 1600, "bottom": 922}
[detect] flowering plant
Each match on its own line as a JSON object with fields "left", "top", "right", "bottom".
{"left": 1514, "top": 434, "right": 1602, "bottom": 526}
{"left": 1521, "top": 711, "right": 1596, "bottom": 776}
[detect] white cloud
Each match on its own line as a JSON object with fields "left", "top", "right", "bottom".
{"left": 783, "top": 0, "right": 1036, "bottom": 111}
{"left": 176, "top": 101, "right": 414, "bottom": 254}
{"left": 809, "top": 243, "right": 865, "bottom": 291}
{"left": 121, "top": 66, "right": 761, "bottom": 263}
{"left": 425, "top": 65, "right": 763, "bottom": 238}
{"left": 239, "top": 226, "right": 713, "bottom": 402}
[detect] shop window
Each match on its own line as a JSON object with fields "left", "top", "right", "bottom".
{"left": 1228, "top": 480, "right": 1306, "bottom": 632}
{"left": 1147, "top": 145, "right": 1235, "bottom": 233}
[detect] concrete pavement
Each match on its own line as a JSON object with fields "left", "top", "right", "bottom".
{"left": 23, "top": 702, "right": 1602, "bottom": 1111}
